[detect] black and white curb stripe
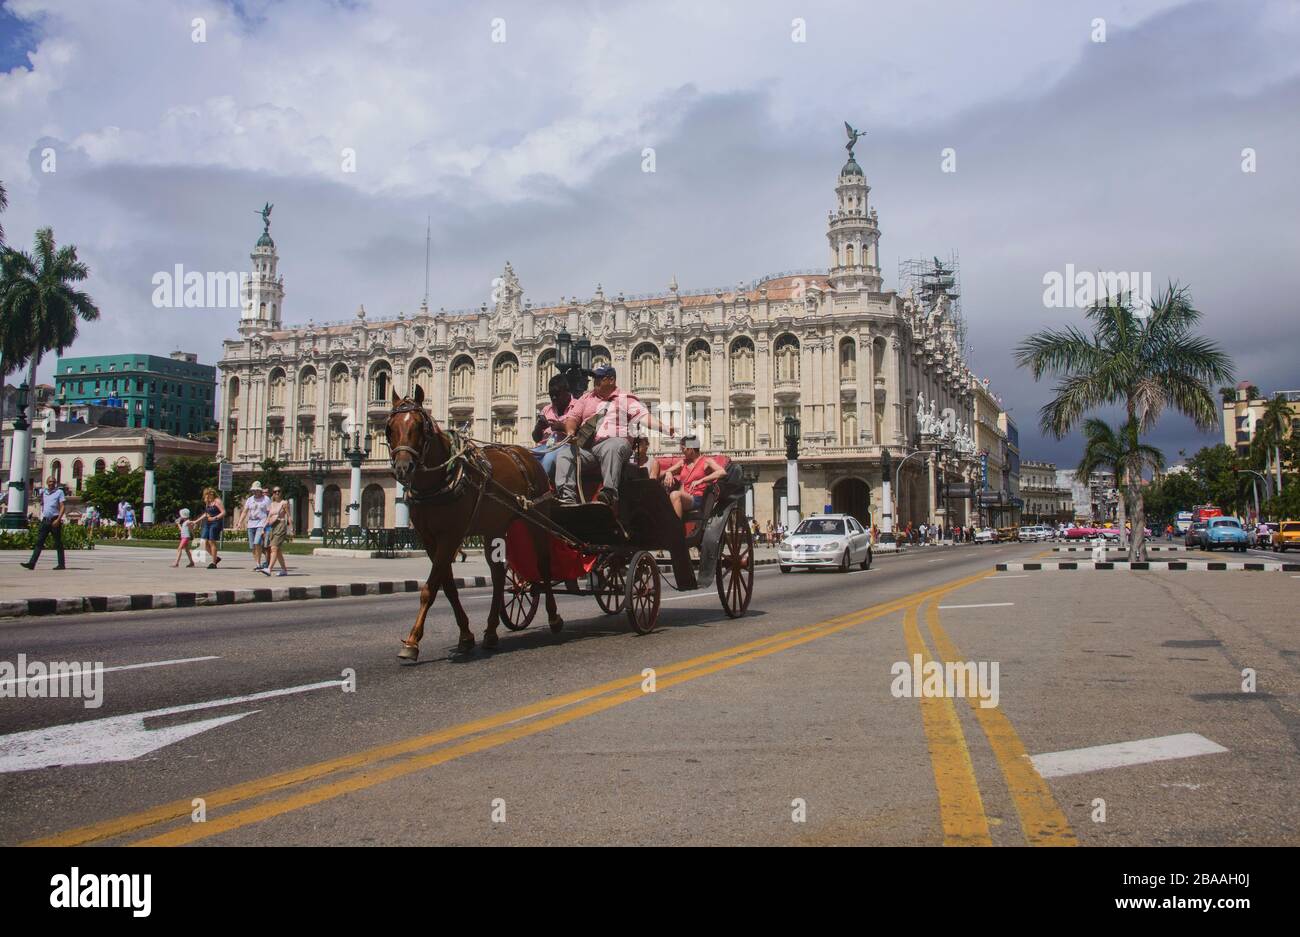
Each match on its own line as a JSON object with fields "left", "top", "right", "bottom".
{"left": 998, "top": 561, "right": 1299, "bottom": 572}
{"left": 0, "top": 576, "right": 492, "bottom": 619}
{"left": 1051, "top": 546, "right": 1188, "bottom": 552}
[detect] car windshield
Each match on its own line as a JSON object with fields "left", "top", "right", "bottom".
{"left": 795, "top": 519, "right": 845, "bottom": 536}
{"left": 1211, "top": 519, "right": 1241, "bottom": 529}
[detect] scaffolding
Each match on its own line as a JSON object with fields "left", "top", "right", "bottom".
{"left": 898, "top": 251, "right": 967, "bottom": 357}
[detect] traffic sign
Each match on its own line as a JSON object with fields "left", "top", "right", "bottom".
{"left": 218, "top": 460, "right": 233, "bottom": 491}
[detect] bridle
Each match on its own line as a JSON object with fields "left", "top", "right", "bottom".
{"left": 387, "top": 398, "right": 436, "bottom": 473}
{"left": 387, "top": 399, "right": 477, "bottom": 505}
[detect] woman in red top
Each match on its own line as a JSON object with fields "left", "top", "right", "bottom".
{"left": 660, "top": 435, "right": 726, "bottom": 519}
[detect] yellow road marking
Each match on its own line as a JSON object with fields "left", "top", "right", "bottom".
{"left": 31, "top": 570, "right": 991, "bottom": 847}
{"left": 923, "top": 595, "right": 1077, "bottom": 846}
{"left": 900, "top": 603, "right": 992, "bottom": 846}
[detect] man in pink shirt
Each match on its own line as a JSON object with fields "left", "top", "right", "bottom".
{"left": 530, "top": 373, "right": 574, "bottom": 480}
{"left": 556, "top": 365, "right": 674, "bottom": 506}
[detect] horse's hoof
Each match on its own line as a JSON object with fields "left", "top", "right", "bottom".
{"left": 549, "top": 615, "right": 565, "bottom": 634}
{"left": 482, "top": 632, "right": 499, "bottom": 650}
{"left": 456, "top": 638, "right": 476, "bottom": 653}
{"left": 397, "top": 643, "right": 419, "bottom": 662}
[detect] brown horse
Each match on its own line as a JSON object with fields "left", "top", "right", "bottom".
{"left": 386, "top": 387, "right": 563, "bottom": 660}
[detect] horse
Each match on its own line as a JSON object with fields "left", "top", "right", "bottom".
{"left": 385, "top": 387, "right": 563, "bottom": 660}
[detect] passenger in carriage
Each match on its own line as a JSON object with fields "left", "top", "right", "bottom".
{"left": 658, "top": 435, "right": 726, "bottom": 519}
{"left": 530, "top": 373, "right": 574, "bottom": 481}
{"left": 555, "top": 365, "right": 675, "bottom": 507}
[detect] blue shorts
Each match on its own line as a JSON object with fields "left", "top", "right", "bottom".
{"left": 201, "top": 520, "right": 223, "bottom": 539}
{"left": 247, "top": 526, "right": 267, "bottom": 547}
{"left": 691, "top": 494, "right": 704, "bottom": 510}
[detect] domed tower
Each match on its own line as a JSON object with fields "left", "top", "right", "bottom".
{"left": 826, "top": 125, "right": 882, "bottom": 293}
{"left": 240, "top": 202, "right": 284, "bottom": 336}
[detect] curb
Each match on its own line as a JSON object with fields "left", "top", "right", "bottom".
{"left": 0, "top": 575, "right": 493, "bottom": 620}
{"left": 997, "top": 561, "right": 1299, "bottom": 572}
{"left": 1051, "top": 546, "right": 1187, "bottom": 553}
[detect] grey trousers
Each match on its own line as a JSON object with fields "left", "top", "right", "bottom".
{"left": 555, "top": 437, "right": 632, "bottom": 501}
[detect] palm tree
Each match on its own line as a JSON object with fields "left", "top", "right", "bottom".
{"left": 1016, "top": 284, "right": 1232, "bottom": 560}
{"left": 0, "top": 179, "right": 8, "bottom": 246}
{"left": 1252, "top": 394, "right": 1291, "bottom": 496}
{"left": 1077, "top": 418, "right": 1166, "bottom": 551}
{"left": 0, "top": 227, "right": 100, "bottom": 383}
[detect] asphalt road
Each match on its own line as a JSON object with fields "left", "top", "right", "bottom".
{"left": 1, "top": 540, "right": 1296, "bottom": 846}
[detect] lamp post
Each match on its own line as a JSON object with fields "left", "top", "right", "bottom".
{"left": 307, "top": 452, "right": 331, "bottom": 537}
{"left": 741, "top": 465, "right": 759, "bottom": 520}
{"left": 3, "top": 383, "right": 32, "bottom": 529}
{"left": 556, "top": 329, "right": 591, "bottom": 397}
{"left": 338, "top": 424, "right": 371, "bottom": 531}
{"left": 784, "top": 415, "right": 801, "bottom": 529}
{"left": 142, "top": 435, "right": 157, "bottom": 524}
{"left": 880, "top": 447, "right": 893, "bottom": 538}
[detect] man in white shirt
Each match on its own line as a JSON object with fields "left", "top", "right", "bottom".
{"left": 21, "top": 477, "right": 68, "bottom": 570}
{"left": 237, "top": 481, "right": 272, "bottom": 570}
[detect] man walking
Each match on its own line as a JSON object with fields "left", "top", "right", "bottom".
{"left": 237, "top": 481, "right": 272, "bottom": 570}
{"left": 21, "top": 476, "right": 68, "bottom": 570}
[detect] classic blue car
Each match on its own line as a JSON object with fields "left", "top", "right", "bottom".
{"left": 1203, "top": 516, "right": 1249, "bottom": 552}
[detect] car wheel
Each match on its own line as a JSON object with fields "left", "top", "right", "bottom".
{"left": 839, "top": 549, "right": 850, "bottom": 573}
{"left": 860, "top": 547, "right": 872, "bottom": 571}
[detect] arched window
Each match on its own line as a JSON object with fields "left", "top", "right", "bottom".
{"left": 535, "top": 351, "right": 556, "bottom": 397}
{"left": 94, "top": 458, "right": 107, "bottom": 475}
{"left": 841, "top": 409, "right": 858, "bottom": 446}
{"left": 362, "top": 484, "right": 386, "bottom": 529}
{"left": 329, "top": 365, "right": 349, "bottom": 406}
{"left": 450, "top": 356, "right": 474, "bottom": 401}
{"left": 591, "top": 346, "right": 612, "bottom": 373}
{"left": 368, "top": 420, "right": 388, "bottom": 460}
{"left": 845, "top": 242, "right": 855, "bottom": 266}
{"left": 50, "top": 460, "right": 62, "bottom": 483}
{"left": 631, "top": 344, "right": 659, "bottom": 394}
{"left": 687, "top": 340, "right": 710, "bottom": 390}
{"left": 298, "top": 367, "right": 317, "bottom": 408}
{"left": 410, "top": 359, "right": 433, "bottom": 399}
{"left": 493, "top": 353, "right": 519, "bottom": 398}
{"left": 323, "top": 485, "right": 341, "bottom": 529}
{"left": 369, "top": 363, "right": 392, "bottom": 402}
{"left": 775, "top": 334, "right": 800, "bottom": 384}
{"left": 492, "top": 416, "right": 517, "bottom": 445}
{"left": 730, "top": 407, "right": 755, "bottom": 450}
{"left": 227, "top": 376, "right": 241, "bottom": 415}
{"left": 268, "top": 368, "right": 286, "bottom": 407}
{"left": 72, "top": 460, "right": 84, "bottom": 493}
{"left": 840, "top": 339, "right": 857, "bottom": 381}
{"left": 730, "top": 337, "right": 755, "bottom": 384}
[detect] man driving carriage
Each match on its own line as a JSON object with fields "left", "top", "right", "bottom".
{"left": 555, "top": 364, "right": 675, "bottom": 507}
{"left": 530, "top": 372, "right": 574, "bottom": 479}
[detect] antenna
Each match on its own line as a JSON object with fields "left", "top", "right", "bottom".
{"left": 423, "top": 216, "right": 431, "bottom": 307}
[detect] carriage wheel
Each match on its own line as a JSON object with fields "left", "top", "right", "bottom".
{"left": 594, "top": 557, "right": 627, "bottom": 615}
{"left": 716, "top": 509, "right": 754, "bottom": 618}
{"left": 624, "top": 550, "right": 661, "bottom": 635}
{"left": 501, "top": 566, "right": 540, "bottom": 631}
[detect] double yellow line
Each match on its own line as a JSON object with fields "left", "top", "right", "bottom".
{"left": 27, "top": 567, "right": 1072, "bottom": 847}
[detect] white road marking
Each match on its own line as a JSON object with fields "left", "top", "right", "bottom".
{"left": 1030, "top": 733, "right": 1228, "bottom": 779}
{"left": 993, "top": 575, "right": 1029, "bottom": 579}
{"left": 0, "top": 678, "right": 345, "bottom": 772}
{"left": 0, "top": 655, "right": 220, "bottom": 691}
{"left": 937, "top": 602, "right": 1015, "bottom": 610}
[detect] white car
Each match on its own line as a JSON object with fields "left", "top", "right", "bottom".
{"left": 974, "top": 528, "right": 998, "bottom": 544}
{"left": 778, "top": 514, "right": 873, "bottom": 573}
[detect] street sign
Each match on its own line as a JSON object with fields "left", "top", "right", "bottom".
{"left": 218, "top": 460, "right": 233, "bottom": 491}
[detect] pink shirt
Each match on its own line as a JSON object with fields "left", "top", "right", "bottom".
{"left": 539, "top": 399, "right": 574, "bottom": 443}
{"left": 570, "top": 390, "right": 649, "bottom": 443}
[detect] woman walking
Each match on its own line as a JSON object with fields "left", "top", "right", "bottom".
{"left": 261, "top": 486, "right": 292, "bottom": 577}
{"left": 201, "top": 488, "right": 226, "bottom": 568}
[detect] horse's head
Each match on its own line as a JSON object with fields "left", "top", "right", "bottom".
{"left": 386, "top": 386, "right": 439, "bottom": 486}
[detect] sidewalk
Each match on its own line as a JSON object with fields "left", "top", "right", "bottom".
{"left": 0, "top": 544, "right": 782, "bottom": 619}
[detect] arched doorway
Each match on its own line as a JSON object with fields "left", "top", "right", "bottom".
{"left": 323, "top": 485, "right": 341, "bottom": 529}
{"left": 832, "top": 477, "right": 871, "bottom": 527}
{"left": 362, "top": 484, "right": 386, "bottom": 529}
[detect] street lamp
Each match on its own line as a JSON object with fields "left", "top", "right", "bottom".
{"left": 142, "top": 435, "right": 157, "bottom": 524}
{"left": 3, "top": 383, "right": 33, "bottom": 529}
{"left": 555, "top": 329, "right": 591, "bottom": 397}
{"left": 307, "top": 452, "right": 332, "bottom": 537}
{"left": 783, "top": 415, "right": 801, "bottom": 529}
{"left": 337, "top": 424, "right": 371, "bottom": 531}
{"left": 741, "top": 465, "right": 759, "bottom": 520}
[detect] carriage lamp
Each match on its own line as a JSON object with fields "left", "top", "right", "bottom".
{"left": 556, "top": 329, "right": 573, "bottom": 369}
{"left": 575, "top": 335, "right": 592, "bottom": 374}
{"left": 783, "top": 415, "right": 801, "bottom": 461}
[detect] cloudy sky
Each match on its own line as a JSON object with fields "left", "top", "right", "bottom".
{"left": 1, "top": 0, "right": 1297, "bottom": 465}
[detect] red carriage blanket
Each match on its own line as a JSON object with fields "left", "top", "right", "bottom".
{"left": 505, "top": 519, "right": 598, "bottom": 582}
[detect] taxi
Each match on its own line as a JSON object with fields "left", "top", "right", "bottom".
{"left": 1275, "top": 521, "right": 1300, "bottom": 552}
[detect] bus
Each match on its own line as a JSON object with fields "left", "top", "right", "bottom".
{"left": 1194, "top": 505, "right": 1223, "bottom": 523}
{"left": 1175, "top": 511, "right": 1194, "bottom": 534}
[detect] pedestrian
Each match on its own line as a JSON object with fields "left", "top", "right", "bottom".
{"left": 200, "top": 487, "right": 226, "bottom": 568}
{"left": 117, "top": 499, "right": 128, "bottom": 527}
{"left": 21, "top": 476, "right": 68, "bottom": 570}
{"left": 172, "top": 508, "right": 196, "bottom": 568}
{"left": 123, "top": 503, "right": 136, "bottom": 539}
{"left": 237, "top": 481, "right": 271, "bottom": 570}
{"left": 261, "top": 486, "right": 292, "bottom": 577}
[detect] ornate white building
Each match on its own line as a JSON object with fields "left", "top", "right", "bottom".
{"left": 218, "top": 143, "right": 979, "bottom": 532}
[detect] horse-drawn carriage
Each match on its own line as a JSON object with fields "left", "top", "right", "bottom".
{"left": 385, "top": 386, "right": 756, "bottom": 660}
{"left": 499, "top": 456, "right": 755, "bottom": 635}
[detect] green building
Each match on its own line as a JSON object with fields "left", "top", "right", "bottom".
{"left": 54, "top": 351, "right": 216, "bottom": 437}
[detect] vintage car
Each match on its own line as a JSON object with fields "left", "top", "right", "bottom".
{"left": 1202, "top": 516, "right": 1249, "bottom": 552}
{"left": 1274, "top": 521, "right": 1300, "bottom": 552}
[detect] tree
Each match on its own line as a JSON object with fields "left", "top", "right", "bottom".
{"left": 1187, "top": 444, "right": 1248, "bottom": 514}
{"left": 1016, "top": 283, "right": 1233, "bottom": 559}
{"left": 81, "top": 465, "right": 144, "bottom": 519}
{"left": 1250, "top": 394, "right": 1291, "bottom": 495}
{"left": 0, "top": 179, "right": 7, "bottom": 247}
{"left": 1077, "top": 418, "right": 1166, "bottom": 544}
{"left": 154, "top": 456, "right": 218, "bottom": 522}
{"left": 1144, "top": 471, "right": 1207, "bottom": 527}
{"left": 0, "top": 228, "right": 101, "bottom": 397}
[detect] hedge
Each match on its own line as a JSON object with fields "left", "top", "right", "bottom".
{"left": 0, "top": 524, "right": 95, "bottom": 551}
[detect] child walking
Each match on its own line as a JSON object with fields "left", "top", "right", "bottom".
{"left": 172, "top": 508, "right": 196, "bottom": 567}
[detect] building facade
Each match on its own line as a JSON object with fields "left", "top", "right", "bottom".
{"left": 1020, "top": 460, "right": 1069, "bottom": 523}
{"left": 1222, "top": 381, "right": 1300, "bottom": 457}
{"left": 218, "top": 144, "right": 988, "bottom": 532}
{"left": 54, "top": 351, "right": 217, "bottom": 437}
